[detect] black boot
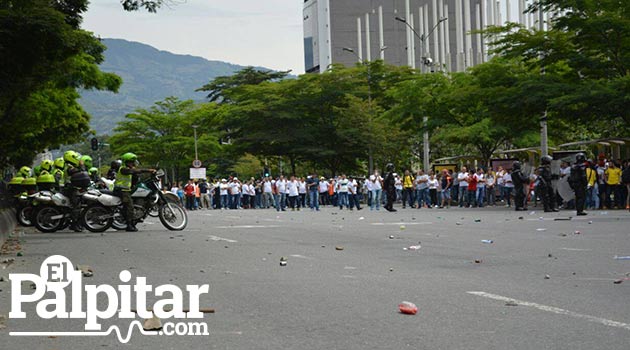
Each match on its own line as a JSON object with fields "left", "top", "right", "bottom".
{"left": 126, "top": 223, "right": 138, "bottom": 232}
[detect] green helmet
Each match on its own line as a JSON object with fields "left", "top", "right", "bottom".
{"left": 41, "top": 159, "right": 54, "bottom": 172}
{"left": 37, "top": 173, "right": 56, "bottom": 184}
{"left": 81, "top": 155, "right": 93, "bottom": 169}
{"left": 21, "top": 177, "right": 37, "bottom": 186}
{"left": 18, "top": 166, "right": 31, "bottom": 178}
{"left": 89, "top": 167, "right": 99, "bottom": 175}
{"left": 33, "top": 165, "right": 42, "bottom": 177}
{"left": 121, "top": 152, "right": 138, "bottom": 164}
{"left": 54, "top": 157, "right": 65, "bottom": 169}
{"left": 64, "top": 150, "right": 81, "bottom": 167}
{"left": 9, "top": 176, "right": 24, "bottom": 185}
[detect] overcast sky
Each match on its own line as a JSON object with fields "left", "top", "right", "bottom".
{"left": 83, "top": 0, "right": 305, "bottom": 73}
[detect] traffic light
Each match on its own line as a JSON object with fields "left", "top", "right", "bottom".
{"left": 264, "top": 167, "right": 270, "bottom": 177}
{"left": 91, "top": 138, "right": 99, "bottom": 151}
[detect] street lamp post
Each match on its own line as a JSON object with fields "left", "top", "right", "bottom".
{"left": 192, "top": 125, "right": 199, "bottom": 161}
{"left": 395, "top": 16, "right": 446, "bottom": 172}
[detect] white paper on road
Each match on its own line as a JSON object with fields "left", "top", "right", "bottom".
{"left": 207, "top": 235, "right": 238, "bottom": 243}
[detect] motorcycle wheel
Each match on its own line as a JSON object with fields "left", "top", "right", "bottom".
{"left": 82, "top": 204, "right": 113, "bottom": 233}
{"left": 158, "top": 202, "right": 187, "bottom": 231}
{"left": 34, "top": 206, "right": 64, "bottom": 233}
{"left": 111, "top": 208, "right": 127, "bottom": 230}
{"left": 16, "top": 206, "right": 33, "bottom": 227}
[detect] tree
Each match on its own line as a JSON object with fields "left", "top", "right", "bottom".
{"left": 485, "top": 0, "right": 630, "bottom": 133}
{"left": 0, "top": 0, "right": 121, "bottom": 167}
{"left": 109, "top": 97, "right": 222, "bottom": 183}
{"left": 197, "top": 67, "right": 290, "bottom": 104}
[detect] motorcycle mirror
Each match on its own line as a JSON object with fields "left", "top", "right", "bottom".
{"left": 156, "top": 169, "right": 165, "bottom": 177}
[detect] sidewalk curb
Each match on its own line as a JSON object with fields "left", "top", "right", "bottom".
{"left": 0, "top": 208, "right": 17, "bottom": 246}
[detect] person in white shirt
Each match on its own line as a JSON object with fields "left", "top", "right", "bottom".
{"left": 415, "top": 169, "right": 430, "bottom": 209}
{"left": 486, "top": 171, "right": 496, "bottom": 206}
{"left": 496, "top": 166, "right": 505, "bottom": 202}
{"left": 276, "top": 176, "right": 287, "bottom": 211}
{"left": 348, "top": 177, "right": 362, "bottom": 210}
{"left": 457, "top": 166, "right": 469, "bottom": 207}
{"left": 503, "top": 170, "right": 514, "bottom": 207}
{"left": 371, "top": 173, "right": 383, "bottom": 211}
{"left": 337, "top": 174, "right": 350, "bottom": 209}
{"left": 428, "top": 172, "right": 439, "bottom": 207}
{"left": 241, "top": 182, "right": 251, "bottom": 209}
{"left": 394, "top": 175, "right": 402, "bottom": 202}
{"left": 474, "top": 168, "right": 486, "bottom": 207}
{"left": 298, "top": 177, "right": 307, "bottom": 209}
{"left": 318, "top": 178, "right": 329, "bottom": 206}
{"left": 287, "top": 176, "right": 300, "bottom": 210}
{"left": 219, "top": 179, "right": 229, "bottom": 209}
{"left": 365, "top": 175, "right": 374, "bottom": 207}
{"left": 262, "top": 177, "right": 273, "bottom": 208}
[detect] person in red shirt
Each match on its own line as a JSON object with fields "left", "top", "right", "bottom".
{"left": 184, "top": 179, "right": 195, "bottom": 210}
{"left": 467, "top": 169, "right": 477, "bottom": 207}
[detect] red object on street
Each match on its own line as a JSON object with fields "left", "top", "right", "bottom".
{"left": 398, "top": 301, "right": 418, "bottom": 315}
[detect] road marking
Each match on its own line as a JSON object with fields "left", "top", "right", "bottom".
{"left": 559, "top": 247, "right": 592, "bottom": 251}
{"left": 370, "top": 222, "right": 432, "bottom": 226}
{"left": 467, "top": 291, "right": 630, "bottom": 331}
{"left": 290, "top": 254, "right": 314, "bottom": 260}
{"left": 207, "top": 235, "right": 238, "bottom": 243}
{"left": 215, "top": 225, "right": 280, "bottom": 229}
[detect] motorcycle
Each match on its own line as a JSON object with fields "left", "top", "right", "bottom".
{"left": 90, "top": 170, "right": 186, "bottom": 231}
{"left": 15, "top": 193, "right": 34, "bottom": 227}
{"left": 32, "top": 191, "right": 75, "bottom": 233}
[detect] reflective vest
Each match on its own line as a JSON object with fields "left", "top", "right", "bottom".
{"left": 115, "top": 168, "right": 132, "bottom": 191}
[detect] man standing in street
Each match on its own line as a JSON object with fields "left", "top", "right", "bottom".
{"left": 384, "top": 163, "right": 397, "bottom": 212}
{"left": 401, "top": 169, "right": 415, "bottom": 208}
{"left": 306, "top": 173, "right": 320, "bottom": 211}
{"left": 511, "top": 161, "right": 529, "bottom": 211}
{"left": 537, "top": 155, "right": 559, "bottom": 212}
{"left": 570, "top": 153, "right": 588, "bottom": 216}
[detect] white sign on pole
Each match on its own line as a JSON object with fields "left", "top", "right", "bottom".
{"left": 189, "top": 167, "right": 206, "bottom": 179}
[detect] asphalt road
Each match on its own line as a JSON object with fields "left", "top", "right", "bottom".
{"left": 1, "top": 205, "right": 629, "bottom": 349}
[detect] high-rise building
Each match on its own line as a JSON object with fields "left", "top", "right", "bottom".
{"left": 303, "top": 0, "right": 549, "bottom": 73}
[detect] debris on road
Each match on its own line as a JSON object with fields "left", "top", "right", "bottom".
{"left": 280, "top": 257, "right": 287, "bottom": 266}
{"left": 389, "top": 235, "right": 395, "bottom": 239}
{"left": 358, "top": 217, "right": 365, "bottom": 220}
{"left": 143, "top": 314, "right": 162, "bottom": 331}
{"left": 474, "top": 259, "right": 482, "bottom": 264}
{"left": 481, "top": 240, "right": 493, "bottom": 244}
{"left": 505, "top": 300, "right": 518, "bottom": 307}
{"left": 389, "top": 268, "right": 394, "bottom": 272}
{"left": 613, "top": 279, "right": 623, "bottom": 284}
{"left": 536, "top": 228, "right": 547, "bottom": 232}
{"left": 405, "top": 245, "right": 421, "bottom": 251}
{"left": 613, "top": 256, "right": 630, "bottom": 260}
{"left": 123, "top": 249, "right": 129, "bottom": 252}
{"left": 558, "top": 233, "right": 568, "bottom": 237}
{"left": 400, "top": 225, "right": 406, "bottom": 230}
{"left": 544, "top": 274, "right": 551, "bottom": 279}
{"left": 588, "top": 221, "right": 593, "bottom": 224}
{"left": 16, "top": 252, "right": 23, "bottom": 257}
{"left": 456, "top": 222, "right": 463, "bottom": 226}
{"left": 398, "top": 301, "right": 418, "bottom": 315}
{"left": 335, "top": 246, "right": 344, "bottom": 251}
{"left": 518, "top": 217, "right": 524, "bottom": 220}
{"left": 77, "top": 265, "right": 93, "bottom": 277}
{"left": 554, "top": 217, "right": 572, "bottom": 221}
{"left": 474, "top": 219, "right": 481, "bottom": 223}
{"left": 574, "top": 230, "right": 581, "bottom": 235}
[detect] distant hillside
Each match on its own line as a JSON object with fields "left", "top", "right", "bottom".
{"left": 79, "top": 38, "right": 248, "bottom": 134}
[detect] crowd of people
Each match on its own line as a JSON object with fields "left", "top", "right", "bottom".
{"left": 166, "top": 157, "right": 630, "bottom": 213}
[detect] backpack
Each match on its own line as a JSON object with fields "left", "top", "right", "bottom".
{"left": 622, "top": 167, "right": 630, "bottom": 184}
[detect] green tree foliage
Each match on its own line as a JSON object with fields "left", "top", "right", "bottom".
{"left": 0, "top": 0, "right": 121, "bottom": 167}
{"left": 109, "top": 97, "right": 222, "bottom": 183}
{"left": 485, "top": 0, "right": 630, "bottom": 134}
{"left": 197, "top": 67, "right": 290, "bottom": 103}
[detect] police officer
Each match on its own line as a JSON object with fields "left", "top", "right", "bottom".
{"left": 106, "top": 160, "right": 121, "bottom": 181}
{"left": 383, "top": 163, "right": 397, "bottom": 212}
{"left": 63, "top": 150, "right": 90, "bottom": 231}
{"left": 569, "top": 153, "right": 588, "bottom": 216}
{"left": 114, "top": 153, "right": 155, "bottom": 232}
{"left": 537, "top": 155, "right": 559, "bottom": 213}
{"left": 512, "top": 161, "right": 529, "bottom": 211}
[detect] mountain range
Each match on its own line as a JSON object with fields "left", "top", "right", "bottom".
{"left": 79, "top": 38, "right": 249, "bottom": 134}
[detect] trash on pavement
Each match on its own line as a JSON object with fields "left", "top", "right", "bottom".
{"left": 335, "top": 246, "right": 344, "bottom": 251}
{"left": 518, "top": 216, "right": 524, "bottom": 220}
{"left": 574, "top": 230, "right": 581, "bottom": 235}
{"left": 474, "top": 219, "right": 481, "bottom": 222}
{"left": 77, "top": 265, "right": 93, "bottom": 277}
{"left": 389, "top": 235, "right": 395, "bottom": 239}
{"left": 474, "top": 259, "right": 482, "bottom": 264}
{"left": 398, "top": 301, "right": 418, "bottom": 315}
{"left": 505, "top": 300, "right": 518, "bottom": 307}
{"left": 407, "top": 245, "right": 421, "bottom": 250}
{"left": 558, "top": 233, "right": 567, "bottom": 237}
{"left": 358, "top": 217, "right": 365, "bottom": 220}
{"left": 613, "top": 279, "right": 623, "bottom": 284}
{"left": 613, "top": 256, "right": 630, "bottom": 260}
{"left": 400, "top": 225, "right": 406, "bottom": 230}
{"left": 554, "top": 217, "right": 572, "bottom": 221}
{"left": 544, "top": 274, "right": 551, "bottom": 279}
{"left": 481, "top": 240, "right": 493, "bottom": 244}
{"left": 143, "top": 313, "right": 162, "bottom": 331}
{"left": 536, "top": 228, "right": 547, "bottom": 232}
